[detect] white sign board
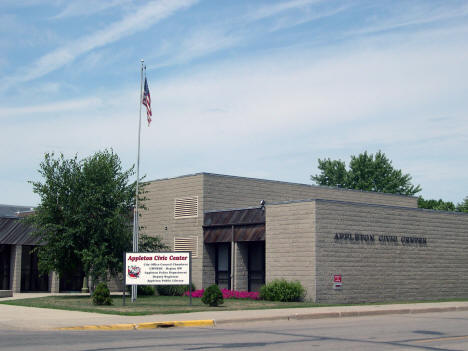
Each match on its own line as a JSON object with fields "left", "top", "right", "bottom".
{"left": 125, "top": 252, "right": 190, "bottom": 285}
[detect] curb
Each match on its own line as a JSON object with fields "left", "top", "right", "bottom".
{"left": 57, "top": 305, "right": 468, "bottom": 331}
{"left": 214, "top": 305, "right": 468, "bottom": 326}
{"left": 58, "top": 320, "right": 214, "bottom": 331}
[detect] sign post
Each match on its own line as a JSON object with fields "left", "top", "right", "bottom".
{"left": 189, "top": 252, "right": 192, "bottom": 306}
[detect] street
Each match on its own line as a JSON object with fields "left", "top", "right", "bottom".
{"left": 1, "top": 311, "right": 468, "bottom": 351}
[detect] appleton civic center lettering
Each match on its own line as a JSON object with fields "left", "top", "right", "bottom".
{"left": 125, "top": 252, "right": 190, "bottom": 286}
{"left": 334, "top": 232, "right": 427, "bottom": 245}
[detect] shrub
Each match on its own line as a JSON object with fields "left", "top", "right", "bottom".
{"left": 201, "top": 284, "right": 224, "bottom": 306}
{"left": 157, "top": 283, "right": 195, "bottom": 296}
{"left": 259, "top": 279, "right": 306, "bottom": 302}
{"left": 137, "top": 285, "right": 155, "bottom": 296}
{"left": 92, "top": 282, "right": 113, "bottom": 305}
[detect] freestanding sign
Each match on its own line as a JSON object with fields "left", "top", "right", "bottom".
{"left": 124, "top": 252, "right": 192, "bottom": 305}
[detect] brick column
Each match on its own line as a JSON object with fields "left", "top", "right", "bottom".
{"left": 10, "top": 245, "right": 22, "bottom": 293}
{"left": 234, "top": 242, "right": 249, "bottom": 291}
{"left": 49, "top": 271, "right": 60, "bottom": 293}
{"left": 202, "top": 244, "right": 216, "bottom": 289}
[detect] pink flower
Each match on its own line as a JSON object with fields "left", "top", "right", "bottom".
{"left": 185, "top": 288, "right": 259, "bottom": 300}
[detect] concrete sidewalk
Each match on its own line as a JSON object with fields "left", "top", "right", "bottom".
{"left": 1, "top": 294, "right": 468, "bottom": 331}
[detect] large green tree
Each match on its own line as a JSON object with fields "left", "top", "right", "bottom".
{"left": 29, "top": 150, "right": 151, "bottom": 286}
{"left": 311, "top": 151, "right": 421, "bottom": 196}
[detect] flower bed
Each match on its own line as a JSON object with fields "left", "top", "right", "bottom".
{"left": 185, "top": 288, "right": 259, "bottom": 300}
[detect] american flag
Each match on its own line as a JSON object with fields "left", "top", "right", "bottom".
{"left": 142, "top": 77, "right": 152, "bottom": 125}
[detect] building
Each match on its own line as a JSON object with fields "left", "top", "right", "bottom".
{"left": 0, "top": 205, "right": 64, "bottom": 293}
{"left": 141, "top": 173, "right": 468, "bottom": 303}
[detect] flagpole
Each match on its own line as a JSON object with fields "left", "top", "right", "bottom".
{"left": 132, "top": 59, "right": 144, "bottom": 302}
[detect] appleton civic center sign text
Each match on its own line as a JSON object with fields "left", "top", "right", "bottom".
{"left": 125, "top": 252, "right": 190, "bottom": 286}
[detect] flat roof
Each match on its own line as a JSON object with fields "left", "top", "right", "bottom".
{"left": 146, "top": 172, "right": 416, "bottom": 200}
{"left": 267, "top": 198, "right": 468, "bottom": 216}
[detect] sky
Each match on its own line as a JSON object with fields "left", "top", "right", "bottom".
{"left": 1, "top": 0, "right": 467, "bottom": 206}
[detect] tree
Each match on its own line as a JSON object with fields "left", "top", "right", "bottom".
{"left": 417, "top": 197, "right": 456, "bottom": 211}
{"left": 457, "top": 197, "right": 468, "bottom": 212}
{"left": 29, "top": 150, "right": 137, "bottom": 287}
{"left": 139, "top": 234, "right": 169, "bottom": 252}
{"left": 311, "top": 151, "right": 421, "bottom": 196}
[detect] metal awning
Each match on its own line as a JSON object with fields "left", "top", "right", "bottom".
{"left": 0, "top": 217, "right": 40, "bottom": 245}
{"left": 203, "top": 207, "right": 265, "bottom": 243}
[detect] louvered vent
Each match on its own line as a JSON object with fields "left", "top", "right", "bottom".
{"left": 174, "top": 236, "right": 198, "bottom": 258}
{"left": 174, "top": 196, "right": 198, "bottom": 218}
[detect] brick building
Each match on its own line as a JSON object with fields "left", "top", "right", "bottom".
{"left": 141, "top": 173, "right": 468, "bottom": 303}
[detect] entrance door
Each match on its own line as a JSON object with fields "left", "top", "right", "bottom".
{"left": 248, "top": 242, "right": 265, "bottom": 292}
{"left": 215, "top": 243, "right": 231, "bottom": 290}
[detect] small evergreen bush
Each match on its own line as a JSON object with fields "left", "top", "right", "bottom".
{"left": 92, "top": 282, "right": 113, "bottom": 305}
{"left": 157, "top": 283, "right": 195, "bottom": 296}
{"left": 260, "top": 279, "right": 306, "bottom": 302}
{"left": 201, "top": 284, "right": 224, "bottom": 306}
{"left": 137, "top": 285, "right": 155, "bottom": 296}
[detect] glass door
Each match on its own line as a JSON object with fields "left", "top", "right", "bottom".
{"left": 248, "top": 242, "right": 265, "bottom": 292}
{"left": 215, "top": 243, "right": 231, "bottom": 290}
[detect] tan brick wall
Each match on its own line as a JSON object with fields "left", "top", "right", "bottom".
{"left": 265, "top": 202, "right": 316, "bottom": 301}
{"left": 315, "top": 200, "right": 468, "bottom": 303}
{"left": 140, "top": 175, "right": 204, "bottom": 288}
{"left": 203, "top": 173, "right": 417, "bottom": 210}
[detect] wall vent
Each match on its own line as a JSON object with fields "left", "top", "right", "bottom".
{"left": 174, "top": 236, "right": 198, "bottom": 258}
{"left": 174, "top": 196, "right": 198, "bottom": 218}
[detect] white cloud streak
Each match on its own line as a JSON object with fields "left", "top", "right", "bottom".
{"left": 51, "top": 0, "right": 132, "bottom": 19}
{"left": 247, "top": 0, "right": 324, "bottom": 21}
{"left": 269, "top": 4, "right": 350, "bottom": 31}
{"left": 0, "top": 97, "right": 102, "bottom": 118}
{"left": 3, "top": 0, "right": 197, "bottom": 87}
{"left": 348, "top": 2, "right": 468, "bottom": 36}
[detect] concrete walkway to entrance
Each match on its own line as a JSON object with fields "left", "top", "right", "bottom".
{"left": 1, "top": 293, "right": 468, "bottom": 331}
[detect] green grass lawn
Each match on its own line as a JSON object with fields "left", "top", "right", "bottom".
{"left": 0, "top": 295, "right": 322, "bottom": 316}
{"left": 1, "top": 295, "right": 467, "bottom": 316}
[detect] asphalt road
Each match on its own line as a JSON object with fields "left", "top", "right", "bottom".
{"left": 1, "top": 311, "right": 468, "bottom": 351}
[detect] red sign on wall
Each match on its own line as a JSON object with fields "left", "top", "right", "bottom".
{"left": 334, "top": 275, "right": 342, "bottom": 283}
